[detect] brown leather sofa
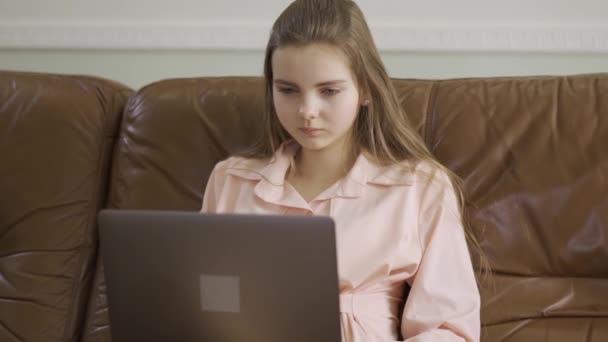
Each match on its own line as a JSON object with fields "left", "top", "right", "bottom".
{"left": 1, "top": 70, "right": 607, "bottom": 342}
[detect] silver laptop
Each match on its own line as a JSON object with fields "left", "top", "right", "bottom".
{"left": 98, "top": 209, "right": 341, "bottom": 342}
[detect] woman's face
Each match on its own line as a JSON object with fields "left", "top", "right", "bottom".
{"left": 271, "top": 43, "right": 363, "bottom": 154}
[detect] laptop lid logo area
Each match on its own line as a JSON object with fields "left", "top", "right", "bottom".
{"left": 199, "top": 274, "right": 241, "bottom": 313}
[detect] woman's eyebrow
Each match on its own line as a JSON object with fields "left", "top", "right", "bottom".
{"left": 273, "top": 79, "right": 347, "bottom": 87}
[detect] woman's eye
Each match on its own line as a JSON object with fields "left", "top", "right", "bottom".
{"left": 322, "top": 88, "right": 340, "bottom": 96}
{"left": 278, "top": 88, "right": 296, "bottom": 94}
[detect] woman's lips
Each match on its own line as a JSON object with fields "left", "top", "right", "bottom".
{"left": 299, "top": 128, "right": 323, "bottom": 136}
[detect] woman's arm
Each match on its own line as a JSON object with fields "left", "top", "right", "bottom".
{"left": 400, "top": 170, "right": 481, "bottom": 342}
{"left": 200, "top": 162, "right": 226, "bottom": 213}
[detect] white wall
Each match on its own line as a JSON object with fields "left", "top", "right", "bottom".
{"left": 3, "top": 0, "right": 607, "bottom": 23}
{"left": 1, "top": 0, "right": 607, "bottom": 89}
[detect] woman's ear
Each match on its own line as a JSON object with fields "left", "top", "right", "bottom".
{"left": 358, "top": 83, "right": 370, "bottom": 106}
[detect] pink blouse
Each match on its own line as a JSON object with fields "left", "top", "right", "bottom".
{"left": 201, "top": 142, "right": 480, "bottom": 341}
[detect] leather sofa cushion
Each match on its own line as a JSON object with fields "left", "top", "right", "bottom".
{"left": 0, "top": 71, "right": 132, "bottom": 341}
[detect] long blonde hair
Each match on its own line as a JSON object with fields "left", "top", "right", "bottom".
{"left": 240, "top": 0, "right": 489, "bottom": 278}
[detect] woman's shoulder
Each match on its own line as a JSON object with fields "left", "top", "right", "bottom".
{"left": 412, "top": 159, "right": 452, "bottom": 183}
{"left": 214, "top": 155, "right": 268, "bottom": 170}
{"left": 212, "top": 155, "right": 272, "bottom": 181}
{"left": 366, "top": 157, "right": 450, "bottom": 187}
{"left": 408, "top": 159, "right": 460, "bottom": 208}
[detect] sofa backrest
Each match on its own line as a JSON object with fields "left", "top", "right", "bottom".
{"left": 429, "top": 75, "right": 608, "bottom": 340}
{"left": 78, "top": 73, "right": 607, "bottom": 342}
{"left": 0, "top": 71, "right": 132, "bottom": 342}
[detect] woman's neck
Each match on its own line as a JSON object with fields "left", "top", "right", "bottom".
{"left": 291, "top": 141, "right": 357, "bottom": 184}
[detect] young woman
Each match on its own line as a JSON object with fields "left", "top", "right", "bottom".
{"left": 202, "top": 0, "right": 481, "bottom": 340}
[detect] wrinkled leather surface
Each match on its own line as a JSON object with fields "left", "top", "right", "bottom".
{"left": 483, "top": 317, "right": 608, "bottom": 341}
{"left": 0, "top": 71, "right": 132, "bottom": 341}
{"left": 2, "top": 72, "right": 606, "bottom": 342}
{"left": 429, "top": 75, "right": 608, "bottom": 340}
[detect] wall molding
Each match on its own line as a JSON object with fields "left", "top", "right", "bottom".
{"left": 1, "top": 21, "right": 608, "bottom": 53}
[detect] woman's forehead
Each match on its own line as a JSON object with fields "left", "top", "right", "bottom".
{"left": 271, "top": 44, "right": 356, "bottom": 86}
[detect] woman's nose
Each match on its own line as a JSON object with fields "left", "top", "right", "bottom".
{"left": 297, "top": 99, "right": 320, "bottom": 120}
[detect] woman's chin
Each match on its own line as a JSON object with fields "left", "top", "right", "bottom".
{"left": 294, "top": 138, "right": 329, "bottom": 151}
